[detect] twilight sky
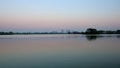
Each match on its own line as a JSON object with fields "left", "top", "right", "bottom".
{"left": 0, "top": 0, "right": 120, "bottom": 32}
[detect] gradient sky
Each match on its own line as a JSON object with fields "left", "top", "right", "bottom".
{"left": 0, "top": 0, "right": 120, "bottom": 32}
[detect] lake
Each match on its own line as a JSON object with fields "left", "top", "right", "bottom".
{"left": 0, "top": 34, "right": 120, "bottom": 68}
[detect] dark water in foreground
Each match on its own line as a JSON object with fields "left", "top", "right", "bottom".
{"left": 0, "top": 34, "right": 120, "bottom": 68}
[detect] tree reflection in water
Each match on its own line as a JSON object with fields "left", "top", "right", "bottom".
{"left": 85, "top": 34, "right": 101, "bottom": 41}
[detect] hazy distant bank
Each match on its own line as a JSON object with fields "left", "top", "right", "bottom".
{"left": 0, "top": 28, "right": 120, "bottom": 35}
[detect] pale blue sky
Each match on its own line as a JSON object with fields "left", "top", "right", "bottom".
{"left": 0, "top": 0, "right": 120, "bottom": 32}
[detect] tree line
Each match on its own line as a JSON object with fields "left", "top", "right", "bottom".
{"left": 0, "top": 28, "right": 120, "bottom": 35}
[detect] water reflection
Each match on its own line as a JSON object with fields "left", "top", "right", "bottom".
{"left": 85, "top": 34, "right": 99, "bottom": 41}
{"left": 0, "top": 34, "right": 120, "bottom": 68}
{"left": 85, "top": 34, "right": 120, "bottom": 41}
{"left": 0, "top": 34, "right": 120, "bottom": 41}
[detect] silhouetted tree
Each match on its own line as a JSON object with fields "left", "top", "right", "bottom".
{"left": 85, "top": 28, "right": 98, "bottom": 34}
{"left": 72, "top": 31, "right": 81, "bottom": 34}
{"left": 0, "top": 32, "right": 14, "bottom": 35}
{"left": 116, "top": 30, "right": 120, "bottom": 34}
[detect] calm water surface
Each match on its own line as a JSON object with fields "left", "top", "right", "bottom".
{"left": 0, "top": 34, "right": 120, "bottom": 68}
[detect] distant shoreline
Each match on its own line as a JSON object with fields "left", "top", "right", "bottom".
{"left": 0, "top": 28, "right": 120, "bottom": 35}
{"left": 0, "top": 33, "right": 120, "bottom": 35}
